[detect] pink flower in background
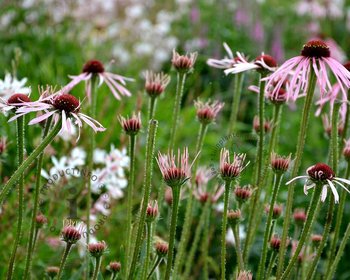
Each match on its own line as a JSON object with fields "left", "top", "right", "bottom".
{"left": 271, "top": 26, "right": 285, "bottom": 63}
{"left": 265, "top": 40, "right": 350, "bottom": 102}
{"left": 64, "top": 59, "right": 133, "bottom": 102}
{"left": 234, "top": 7, "right": 250, "bottom": 27}
{"left": 251, "top": 21, "right": 264, "bottom": 45}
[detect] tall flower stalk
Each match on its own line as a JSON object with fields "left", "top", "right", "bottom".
{"left": 23, "top": 117, "right": 53, "bottom": 279}
{"left": 276, "top": 65, "right": 317, "bottom": 277}
{"left": 6, "top": 114, "right": 25, "bottom": 280}
{"left": 128, "top": 120, "right": 158, "bottom": 279}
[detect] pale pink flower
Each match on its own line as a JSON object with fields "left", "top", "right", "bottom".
{"left": 286, "top": 163, "right": 350, "bottom": 203}
{"left": 265, "top": 40, "right": 350, "bottom": 102}
{"left": 207, "top": 42, "right": 246, "bottom": 69}
{"left": 194, "top": 99, "right": 224, "bottom": 124}
{"left": 10, "top": 91, "right": 105, "bottom": 140}
{"left": 64, "top": 59, "right": 133, "bottom": 102}
{"left": 220, "top": 149, "right": 249, "bottom": 181}
{"left": 0, "top": 93, "right": 31, "bottom": 113}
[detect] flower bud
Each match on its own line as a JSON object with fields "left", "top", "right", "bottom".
{"left": 146, "top": 201, "right": 159, "bottom": 222}
{"left": 293, "top": 209, "right": 307, "bottom": 226}
{"left": 109, "top": 261, "right": 121, "bottom": 273}
{"left": 88, "top": 241, "right": 107, "bottom": 258}
{"left": 46, "top": 266, "right": 59, "bottom": 278}
{"left": 35, "top": 213, "right": 47, "bottom": 228}
{"left": 234, "top": 186, "right": 252, "bottom": 204}
{"left": 227, "top": 209, "right": 241, "bottom": 226}
{"left": 155, "top": 241, "right": 169, "bottom": 257}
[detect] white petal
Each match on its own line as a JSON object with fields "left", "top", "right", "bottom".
{"left": 321, "top": 185, "right": 328, "bottom": 202}
{"left": 333, "top": 180, "right": 350, "bottom": 195}
{"left": 304, "top": 181, "right": 315, "bottom": 195}
{"left": 286, "top": 175, "right": 309, "bottom": 185}
{"left": 334, "top": 177, "right": 350, "bottom": 185}
{"left": 327, "top": 179, "right": 339, "bottom": 203}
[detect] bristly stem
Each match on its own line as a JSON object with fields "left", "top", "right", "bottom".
{"left": 221, "top": 180, "right": 232, "bottom": 280}
{"left": 92, "top": 257, "right": 102, "bottom": 280}
{"left": 0, "top": 118, "right": 62, "bottom": 206}
{"left": 125, "top": 134, "right": 136, "bottom": 276}
{"left": 276, "top": 65, "right": 317, "bottom": 278}
{"left": 183, "top": 199, "right": 211, "bottom": 279}
{"left": 57, "top": 243, "right": 73, "bottom": 280}
{"left": 164, "top": 184, "right": 181, "bottom": 280}
{"left": 265, "top": 251, "right": 278, "bottom": 280}
{"left": 201, "top": 200, "right": 211, "bottom": 280}
{"left": 306, "top": 102, "right": 340, "bottom": 279}
{"left": 243, "top": 73, "right": 267, "bottom": 260}
{"left": 147, "top": 256, "right": 163, "bottom": 280}
{"left": 257, "top": 173, "right": 283, "bottom": 280}
{"left": 228, "top": 73, "right": 244, "bottom": 135}
{"left": 169, "top": 72, "right": 187, "bottom": 150}
{"left": 128, "top": 120, "right": 158, "bottom": 279}
{"left": 141, "top": 222, "right": 153, "bottom": 280}
{"left": 324, "top": 221, "right": 350, "bottom": 280}
{"left": 23, "top": 117, "right": 53, "bottom": 279}
{"left": 232, "top": 223, "right": 244, "bottom": 272}
{"left": 148, "top": 96, "right": 157, "bottom": 121}
{"left": 6, "top": 116, "right": 25, "bottom": 280}
{"left": 280, "top": 185, "right": 322, "bottom": 280}
{"left": 174, "top": 123, "right": 207, "bottom": 276}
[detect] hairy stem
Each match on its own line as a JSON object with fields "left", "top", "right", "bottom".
{"left": 57, "top": 243, "right": 73, "bottom": 280}
{"left": 148, "top": 96, "right": 157, "bottom": 121}
{"left": 92, "top": 257, "right": 102, "bottom": 280}
{"left": 147, "top": 256, "right": 162, "bottom": 280}
{"left": 232, "top": 223, "right": 244, "bottom": 272}
{"left": 141, "top": 222, "right": 153, "bottom": 280}
{"left": 221, "top": 180, "right": 232, "bottom": 280}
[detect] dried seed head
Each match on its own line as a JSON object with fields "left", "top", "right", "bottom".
{"left": 46, "top": 266, "right": 59, "bottom": 278}
{"left": 53, "top": 94, "right": 80, "bottom": 113}
{"left": 155, "top": 241, "right": 169, "bottom": 257}
{"left": 119, "top": 112, "right": 141, "bottom": 135}
{"left": 88, "top": 241, "right": 107, "bottom": 258}
{"left": 109, "top": 261, "right": 121, "bottom": 273}
{"left": 293, "top": 209, "right": 307, "bottom": 226}
{"left": 82, "top": 59, "right": 105, "bottom": 73}
{"left": 307, "top": 163, "right": 335, "bottom": 182}
{"left": 7, "top": 93, "right": 31, "bottom": 105}
{"left": 271, "top": 152, "right": 291, "bottom": 173}
{"left": 227, "top": 209, "right": 241, "bottom": 226}
{"left": 301, "top": 40, "right": 330, "bottom": 58}
{"left": 172, "top": 50, "right": 197, "bottom": 73}
{"left": 145, "top": 71, "right": 170, "bottom": 97}
{"left": 234, "top": 185, "right": 252, "bottom": 204}
{"left": 35, "top": 213, "right": 48, "bottom": 228}
{"left": 61, "top": 225, "right": 82, "bottom": 244}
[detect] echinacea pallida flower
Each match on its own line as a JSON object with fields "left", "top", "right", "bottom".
{"left": 64, "top": 59, "right": 133, "bottom": 102}
{"left": 265, "top": 40, "right": 350, "bottom": 102}
{"left": 220, "top": 149, "right": 249, "bottom": 181}
{"left": 10, "top": 91, "right": 105, "bottom": 140}
{"left": 286, "top": 163, "right": 350, "bottom": 203}
{"left": 207, "top": 42, "right": 246, "bottom": 69}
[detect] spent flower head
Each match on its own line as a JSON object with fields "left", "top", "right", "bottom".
{"left": 194, "top": 99, "right": 224, "bottom": 124}
{"left": 286, "top": 162, "right": 350, "bottom": 203}
{"left": 234, "top": 185, "right": 252, "bottom": 204}
{"left": 88, "top": 241, "right": 107, "bottom": 258}
{"left": 271, "top": 152, "right": 291, "bottom": 173}
{"left": 172, "top": 50, "right": 197, "bottom": 73}
{"left": 145, "top": 71, "right": 170, "bottom": 97}
{"left": 46, "top": 266, "right": 59, "bottom": 278}
{"left": 119, "top": 112, "right": 141, "bottom": 136}
{"left": 227, "top": 209, "right": 242, "bottom": 226}
{"left": 220, "top": 148, "right": 248, "bottom": 181}
{"left": 61, "top": 221, "right": 85, "bottom": 244}
{"left": 146, "top": 200, "right": 159, "bottom": 222}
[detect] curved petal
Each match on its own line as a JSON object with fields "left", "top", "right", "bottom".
{"left": 286, "top": 175, "right": 309, "bottom": 185}
{"left": 321, "top": 185, "right": 328, "bottom": 202}
{"left": 327, "top": 179, "right": 339, "bottom": 203}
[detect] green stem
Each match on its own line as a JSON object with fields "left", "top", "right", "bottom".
{"left": 0, "top": 119, "right": 61, "bottom": 206}
{"left": 6, "top": 116, "right": 25, "bottom": 280}
{"left": 324, "top": 222, "right": 350, "bottom": 280}
{"left": 147, "top": 256, "right": 162, "bottom": 280}
{"left": 141, "top": 222, "right": 153, "bottom": 280}
{"left": 125, "top": 134, "right": 136, "bottom": 276}
{"left": 169, "top": 72, "right": 186, "bottom": 150}
{"left": 174, "top": 123, "right": 207, "bottom": 276}
{"left": 242, "top": 74, "right": 266, "bottom": 260}
{"left": 265, "top": 251, "right": 278, "bottom": 280}
{"left": 164, "top": 185, "right": 181, "bottom": 280}
{"left": 257, "top": 173, "right": 283, "bottom": 280}
{"left": 23, "top": 117, "right": 53, "bottom": 280}
{"left": 183, "top": 199, "right": 211, "bottom": 279}
{"left": 276, "top": 66, "right": 317, "bottom": 278}
{"left": 128, "top": 120, "right": 158, "bottom": 279}
{"left": 148, "top": 96, "right": 157, "bottom": 121}
{"left": 201, "top": 204, "right": 211, "bottom": 280}
{"left": 57, "top": 243, "right": 73, "bottom": 280}
{"left": 280, "top": 186, "right": 322, "bottom": 280}
{"left": 31, "top": 228, "right": 39, "bottom": 252}
{"left": 232, "top": 223, "right": 244, "bottom": 272}
{"left": 92, "top": 257, "right": 102, "bottom": 280}
{"left": 221, "top": 180, "right": 232, "bottom": 280}
{"left": 228, "top": 73, "right": 244, "bottom": 135}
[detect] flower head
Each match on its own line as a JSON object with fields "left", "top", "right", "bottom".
{"left": 145, "top": 71, "right": 170, "bottom": 97}
{"left": 234, "top": 185, "right": 252, "bottom": 204}
{"left": 286, "top": 162, "right": 350, "bottom": 203}
{"left": 270, "top": 234, "right": 282, "bottom": 251}
{"left": 227, "top": 209, "right": 241, "bottom": 226}
{"left": 88, "top": 241, "right": 107, "bottom": 258}
{"left": 156, "top": 148, "right": 192, "bottom": 188}
{"left": 271, "top": 152, "right": 291, "bottom": 173}
{"left": 265, "top": 40, "right": 350, "bottom": 102}
{"left": 35, "top": 213, "right": 48, "bottom": 228}
{"left": 311, "top": 234, "right": 323, "bottom": 247}
{"left": 293, "top": 208, "right": 307, "bottom": 226}
{"left": 65, "top": 59, "right": 133, "bottom": 102}
{"left": 61, "top": 221, "right": 85, "bottom": 244}
{"left": 237, "top": 270, "right": 253, "bottom": 280}
{"left": 343, "top": 139, "right": 350, "bottom": 161}
{"left": 194, "top": 99, "right": 224, "bottom": 124}
{"left": 220, "top": 149, "right": 248, "bottom": 181}
{"left": 172, "top": 50, "right": 197, "bottom": 73}
{"left": 206, "top": 42, "right": 246, "bottom": 69}
{"left": 224, "top": 53, "right": 277, "bottom": 75}
{"left": 253, "top": 116, "right": 272, "bottom": 134}
{"left": 119, "top": 112, "right": 141, "bottom": 135}
{"left": 146, "top": 200, "right": 159, "bottom": 222}
{"left": 265, "top": 204, "right": 283, "bottom": 219}
{"left": 0, "top": 93, "right": 31, "bottom": 113}
{"left": 108, "top": 261, "right": 121, "bottom": 273}
{"left": 46, "top": 266, "right": 59, "bottom": 278}
{"left": 155, "top": 241, "right": 169, "bottom": 257}
{"left": 10, "top": 91, "right": 105, "bottom": 141}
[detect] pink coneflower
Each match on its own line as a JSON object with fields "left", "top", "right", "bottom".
{"left": 65, "top": 59, "right": 133, "bottom": 102}
{"left": 172, "top": 50, "right": 198, "bottom": 73}
{"left": 265, "top": 204, "right": 283, "bottom": 219}
{"left": 286, "top": 163, "right": 350, "bottom": 203}
{"left": 144, "top": 71, "right": 171, "bottom": 97}
{"left": 109, "top": 261, "right": 121, "bottom": 273}
{"left": 237, "top": 270, "right": 253, "bottom": 280}
{"left": 194, "top": 99, "right": 224, "bottom": 124}
{"left": 0, "top": 93, "right": 31, "bottom": 112}
{"left": 118, "top": 112, "right": 141, "bottom": 135}
{"left": 88, "top": 241, "right": 107, "bottom": 258}
{"left": 61, "top": 222, "right": 85, "bottom": 244}
{"left": 271, "top": 152, "right": 291, "bottom": 173}
{"left": 270, "top": 234, "right": 282, "bottom": 251}
{"left": 207, "top": 43, "right": 246, "bottom": 69}
{"left": 227, "top": 209, "right": 241, "bottom": 225}
{"left": 156, "top": 148, "right": 192, "bottom": 188}
{"left": 220, "top": 149, "right": 248, "bottom": 181}
{"left": 10, "top": 92, "right": 105, "bottom": 139}
{"left": 224, "top": 53, "right": 277, "bottom": 75}
{"left": 265, "top": 40, "right": 350, "bottom": 102}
